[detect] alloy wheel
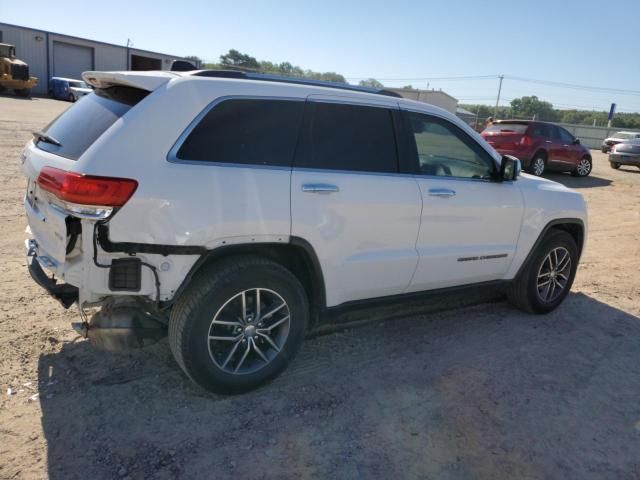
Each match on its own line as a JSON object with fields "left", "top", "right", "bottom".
{"left": 532, "top": 158, "right": 545, "bottom": 176}
{"left": 576, "top": 158, "right": 591, "bottom": 176}
{"left": 207, "top": 288, "right": 291, "bottom": 375}
{"left": 536, "top": 247, "right": 572, "bottom": 303}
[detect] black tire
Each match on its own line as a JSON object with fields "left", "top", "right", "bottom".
{"left": 506, "top": 229, "right": 578, "bottom": 314}
{"left": 610, "top": 162, "right": 620, "bottom": 170}
{"left": 601, "top": 147, "right": 608, "bottom": 153}
{"left": 169, "top": 255, "right": 309, "bottom": 393}
{"left": 529, "top": 153, "right": 546, "bottom": 176}
{"left": 572, "top": 156, "right": 592, "bottom": 177}
{"left": 68, "top": 93, "right": 75, "bottom": 102}
{"left": 14, "top": 88, "right": 31, "bottom": 98}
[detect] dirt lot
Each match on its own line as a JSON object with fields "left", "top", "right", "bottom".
{"left": 1, "top": 96, "right": 639, "bottom": 480}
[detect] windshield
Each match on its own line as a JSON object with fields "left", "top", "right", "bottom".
{"left": 35, "top": 86, "right": 148, "bottom": 160}
{"left": 0, "top": 45, "right": 15, "bottom": 58}
{"left": 484, "top": 123, "right": 529, "bottom": 134}
{"left": 68, "top": 81, "right": 90, "bottom": 89}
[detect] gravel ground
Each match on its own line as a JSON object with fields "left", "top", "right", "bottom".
{"left": 1, "top": 96, "right": 639, "bottom": 480}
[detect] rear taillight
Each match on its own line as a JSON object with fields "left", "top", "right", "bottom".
{"left": 36, "top": 167, "right": 137, "bottom": 218}
{"left": 519, "top": 135, "right": 532, "bottom": 147}
{"left": 37, "top": 167, "right": 138, "bottom": 207}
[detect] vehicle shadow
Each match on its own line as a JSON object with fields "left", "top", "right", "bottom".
{"left": 544, "top": 172, "right": 612, "bottom": 189}
{"left": 0, "top": 92, "right": 34, "bottom": 101}
{"left": 38, "top": 292, "right": 640, "bottom": 479}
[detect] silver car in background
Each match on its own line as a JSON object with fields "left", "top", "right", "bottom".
{"left": 609, "top": 138, "right": 640, "bottom": 170}
{"left": 601, "top": 131, "right": 640, "bottom": 153}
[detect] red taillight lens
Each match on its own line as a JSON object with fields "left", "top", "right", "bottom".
{"left": 36, "top": 167, "right": 138, "bottom": 207}
{"left": 519, "top": 135, "right": 532, "bottom": 147}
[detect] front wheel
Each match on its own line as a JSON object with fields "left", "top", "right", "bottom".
{"left": 572, "top": 156, "right": 592, "bottom": 177}
{"left": 610, "top": 162, "right": 620, "bottom": 170}
{"left": 507, "top": 230, "right": 578, "bottom": 314}
{"left": 169, "top": 256, "right": 309, "bottom": 393}
{"left": 68, "top": 93, "right": 76, "bottom": 102}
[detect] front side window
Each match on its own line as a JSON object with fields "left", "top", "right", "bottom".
{"left": 296, "top": 102, "right": 398, "bottom": 173}
{"left": 404, "top": 112, "right": 495, "bottom": 179}
{"left": 557, "top": 128, "right": 574, "bottom": 143}
{"left": 176, "top": 99, "right": 304, "bottom": 166}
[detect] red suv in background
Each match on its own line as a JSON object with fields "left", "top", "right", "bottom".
{"left": 481, "top": 120, "right": 592, "bottom": 177}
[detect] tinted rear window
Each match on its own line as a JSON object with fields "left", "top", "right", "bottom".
{"left": 484, "top": 123, "right": 529, "bottom": 134}
{"left": 36, "top": 86, "right": 147, "bottom": 160}
{"left": 296, "top": 102, "right": 398, "bottom": 173}
{"left": 176, "top": 99, "right": 304, "bottom": 166}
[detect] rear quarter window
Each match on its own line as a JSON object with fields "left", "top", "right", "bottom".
{"left": 175, "top": 99, "right": 305, "bottom": 167}
{"left": 36, "top": 86, "right": 147, "bottom": 160}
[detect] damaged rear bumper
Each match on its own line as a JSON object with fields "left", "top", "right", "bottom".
{"left": 26, "top": 239, "right": 78, "bottom": 308}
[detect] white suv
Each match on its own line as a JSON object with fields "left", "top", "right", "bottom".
{"left": 22, "top": 70, "right": 587, "bottom": 393}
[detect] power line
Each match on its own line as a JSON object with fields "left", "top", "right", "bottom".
{"left": 504, "top": 75, "right": 640, "bottom": 96}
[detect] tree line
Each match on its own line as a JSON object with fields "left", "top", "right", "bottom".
{"left": 189, "top": 50, "right": 640, "bottom": 129}
{"left": 462, "top": 96, "right": 640, "bottom": 129}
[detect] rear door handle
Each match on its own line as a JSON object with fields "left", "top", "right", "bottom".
{"left": 302, "top": 183, "right": 339, "bottom": 194}
{"left": 428, "top": 188, "right": 456, "bottom": 198}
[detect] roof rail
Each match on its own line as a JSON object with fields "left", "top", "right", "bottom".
{"left": 191, "top": 70, "right": 402, "bottom": 98}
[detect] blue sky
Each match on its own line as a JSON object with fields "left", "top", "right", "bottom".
{"left": 4, "top": 0, "right": 640, "bottom": 112}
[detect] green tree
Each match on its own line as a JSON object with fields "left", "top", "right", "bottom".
{"left": 219, "top": 49, "right": 260, "bottom": 70}
{"left": 510, "top": 96, "right": 559, "bottom": 121}
{"left": 358, "top": 78, "right": 384, "bottom": 89}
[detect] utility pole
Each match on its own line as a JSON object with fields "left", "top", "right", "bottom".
{"left": 494, "top": 75, "right": 504, "bottom": 118}
{"left": 126, "top": 38, "right": 133, "bottom": 70}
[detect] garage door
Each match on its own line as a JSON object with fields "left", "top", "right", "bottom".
{"left": 53, "top": 42, "right": 94, "bottom": 80}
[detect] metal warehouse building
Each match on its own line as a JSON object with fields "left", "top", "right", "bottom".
{"left": 0, "top": 22, "right": 190, "bottom": 95}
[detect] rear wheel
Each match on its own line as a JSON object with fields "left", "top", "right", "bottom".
{"left": 610, "top": 162, "right": 620, "bottom": 170}
{"left": 572, "top": 156, "right": 592, "bottom": 177}
{"left": 507, "top": 230, "right": 578, "bottom": 314}
{"left": 530, "top": 154, "right": 546, "bottom": 176}
{"left": 169, "top": 256, "right": 308, "bottom": 393}
{"left": 68, "top": 93, "right": 76, "bottom": 102}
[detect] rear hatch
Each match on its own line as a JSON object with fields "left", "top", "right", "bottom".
{"left": 481, "top": 123, "right": 529, "bottom": 151}
{"left": 22, "top": 71, "right": 174, "bottom": 270}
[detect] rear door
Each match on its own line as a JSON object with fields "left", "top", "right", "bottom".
{"left": 547, "top": 126, "right": 569, "bottom": 167}
{"left": 291, "top": 97, "right": 422, "bottom": 307}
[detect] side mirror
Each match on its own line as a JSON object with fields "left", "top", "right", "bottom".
{"left": 573, "top": 138, "right": 581, "bottom": 145}
{"left": 499, "top": 155, "right": 520, "bottom": 181}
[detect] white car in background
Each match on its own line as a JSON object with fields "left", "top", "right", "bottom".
{"left": 22, "top": 70, "right": 588, "bottom": 393}
{"left": 601, "top": 131, "right": 640, "bottom": 153}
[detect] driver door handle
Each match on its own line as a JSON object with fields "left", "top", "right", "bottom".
{"left": 428, "top": 188, "right": 456, "bottom": 198}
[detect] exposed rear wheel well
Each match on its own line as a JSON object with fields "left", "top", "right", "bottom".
{"left": 173, "top": 241, "right": 325, "bottom": 328}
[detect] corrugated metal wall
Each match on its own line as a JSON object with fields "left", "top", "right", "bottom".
{"left": 0, "top": 22, "right": 187, "bottom": 95}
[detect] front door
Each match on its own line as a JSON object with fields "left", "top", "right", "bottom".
{"left": 291, "top": 98, "right": 422, "bottom": 307}
{"left": 400, "top": 110, "right": 524, "bottom": 292}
